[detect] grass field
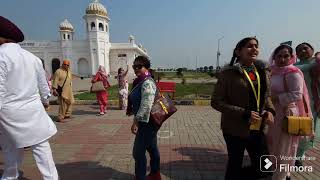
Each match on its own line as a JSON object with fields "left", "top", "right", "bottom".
{"left": 74, "top": 83, "right": 214, "bottom": 100}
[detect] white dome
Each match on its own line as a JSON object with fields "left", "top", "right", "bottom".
{"left": 59, "top": 19, "right": 74, "bottom": 31}
{"left": 129, "top": 35, "right": 135, "bottom": 40}
{"left": 86, "top": 0, "right": 108, "bottom": 17}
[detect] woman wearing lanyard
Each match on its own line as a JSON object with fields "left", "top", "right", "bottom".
{"left": 211, "top": 37, "right": 275, "bottom": 180}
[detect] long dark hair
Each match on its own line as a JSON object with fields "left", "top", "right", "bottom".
{"left": 118, "top": 68, "right": 123, "bottom": 75}
{"left": 229, "top": 37, "right": 259, "bottom": 66}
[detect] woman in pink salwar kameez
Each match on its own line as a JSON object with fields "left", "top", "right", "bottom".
{"left": 92, "top": 65, "right": 111, "bottom": 116}
{"left": 267, "top": 45, "right": 313, "bottom": 180}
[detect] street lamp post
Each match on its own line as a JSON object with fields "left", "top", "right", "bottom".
{"left": 217, "top": 36, "right": 224, "bottom": 70}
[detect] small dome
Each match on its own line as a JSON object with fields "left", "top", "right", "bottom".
{"left": 129, "top": 35, "right": 135, "bottom": 41}
{"left": 86, "top": 0, "right": 108, "bottom": 17}
{"left": 59, "top": 19, "right": 74, "bottom": 31}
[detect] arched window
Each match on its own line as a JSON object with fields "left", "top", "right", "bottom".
{"left": 105, "top": 25, "right": 108, "bottom": 32}
{"left": 63, "top": 34, "right": 66, "bottom": 40}
{"left": 67, "top": 34, "right": 70, "bottom": 40}
{"left": 99, "top": 23, "right": 104, "bottom": 31}
{"left": 91, "top": 22, "right": 96, "bottom": 30}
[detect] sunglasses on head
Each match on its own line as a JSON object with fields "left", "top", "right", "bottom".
{"left": 132, "top": 64, "right": 143, "bottom": 70}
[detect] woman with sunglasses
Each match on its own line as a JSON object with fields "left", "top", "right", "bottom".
{"left": 52, "top": 60, "right": 74, "bottom": 122}
{"left": 127, "top": 56, "right": 161, "bottom": 180}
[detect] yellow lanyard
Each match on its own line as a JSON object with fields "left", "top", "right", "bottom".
{"left": 242, "top": 66, "right": 261, "bottom": 111}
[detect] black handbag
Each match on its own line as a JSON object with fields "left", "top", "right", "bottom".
{"left": 57, "top": 71, "right": 68, "bottom": 96}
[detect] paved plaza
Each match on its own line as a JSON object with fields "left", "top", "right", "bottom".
{"left": 0, "top": 105, "right": 320, "bottom": 180}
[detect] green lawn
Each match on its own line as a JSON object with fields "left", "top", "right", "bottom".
{"left": 74, "top": 83, "right": 214, "bottom": 100}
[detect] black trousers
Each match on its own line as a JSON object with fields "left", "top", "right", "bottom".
{"left": 223, "top": 132, "right": 272, "bottom": 180}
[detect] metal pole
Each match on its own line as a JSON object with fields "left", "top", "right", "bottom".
{"left": 217, "top": 36, "right": 224, "bottom": 69}
{"left": 195, "top": 56, "right": 198, "bottom": 73}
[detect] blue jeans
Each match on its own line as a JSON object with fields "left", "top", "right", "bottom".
{"left": 133, "top": 121, "right": 160, "bottom": 180}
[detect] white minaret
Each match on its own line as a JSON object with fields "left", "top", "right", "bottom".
{"left": 59, "top": 19, "right": 74, "bottom": 71}
{"left": 83, "top": 0, "right": 110, "bottom": 75}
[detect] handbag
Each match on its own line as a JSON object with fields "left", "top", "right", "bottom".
{"left": 282, "top": 75, "right": 313, "bottom": 136}
{"left": 57, "top": 71, "right": 68, "bottom": 96}
{"left": 90, "top": 81, "right": 105, "bottom": 92}
{"left": 150, "top": 84, "right": 177, "bottom": 128}
{"left": 283, "top": 116, "right": 313, "bottom": 136}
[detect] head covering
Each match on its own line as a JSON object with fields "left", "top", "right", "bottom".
{"left": 94, "top": 65, "right": 109, "bottom": 85}
{"left": 269, "top": 45, "right": 298, "bottom": 75}
{"left": 62, "top": 60, "right": 70, "bottom": 65}
{"left": 0, "top": 16, "right": 24, "bottom": 42}
{"left": 269, "top": 46, "right": 312, "bottom": 118}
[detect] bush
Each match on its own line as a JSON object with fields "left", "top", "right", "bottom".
{"left": 208, "top": 71, "right": 215, "bottom": 77}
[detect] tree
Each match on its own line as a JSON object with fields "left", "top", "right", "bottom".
{"left": 176, "top": 68, "right": 183, "bottom": 77}
{"left": 204, "top": 66, "right": 208, "bottom": 72}
{"left": 209, "top": 66, "right": 213, "bottom": 72}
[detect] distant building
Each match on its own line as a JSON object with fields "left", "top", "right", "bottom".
{"left": 19, "top": 0, "right": 148, "bottom": 78}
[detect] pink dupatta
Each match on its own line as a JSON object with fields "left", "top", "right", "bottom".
{"left": 269, "top": 53, "right": 312, "bottom": 117}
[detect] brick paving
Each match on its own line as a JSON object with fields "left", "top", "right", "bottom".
{"left": 0, "top": 105, "right": 320, "bottom": 179}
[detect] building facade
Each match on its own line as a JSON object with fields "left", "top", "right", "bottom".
{"left": 19, "top": 0, "right": 148, "bottom": 78}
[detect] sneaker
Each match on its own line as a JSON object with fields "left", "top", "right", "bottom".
{"left": 96, "top": 112, "right": 105, "bottom": 116}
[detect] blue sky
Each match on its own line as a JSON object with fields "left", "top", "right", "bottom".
{"left": 2, "top": 0, "right": 320, "bottom": 69}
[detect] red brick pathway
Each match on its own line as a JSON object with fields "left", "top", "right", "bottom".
{"left": 0, "top": 105, "right": 319, "bottom": 179}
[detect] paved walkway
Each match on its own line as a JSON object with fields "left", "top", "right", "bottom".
{"left": 0, "top": 105, "right": 319, "bottom": 179}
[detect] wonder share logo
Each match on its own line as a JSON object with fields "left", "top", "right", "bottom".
{"left": 260, "top": 155, "right": 277, "bottom": 172}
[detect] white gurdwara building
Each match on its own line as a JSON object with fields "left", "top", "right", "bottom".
{"left": 19, "top": 0, "right": 148, "bottom": 78}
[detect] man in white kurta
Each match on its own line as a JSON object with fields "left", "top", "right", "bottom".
{"left": 0, "top": 16, "right": 58, "bottom": 180}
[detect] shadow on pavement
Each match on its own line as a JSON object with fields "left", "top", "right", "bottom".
{"left": 160, "top": 147, "right": 228, "bottom": 180}
{"left": 56, "top": 161, "right": 133, "bottom": 180}
{"left": 72, "top": 109, "right": 98, "bottom": 115}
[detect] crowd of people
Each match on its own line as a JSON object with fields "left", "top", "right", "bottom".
{"left": 1, "top": 16, "right": 320, "bottom": 180}
{"left": 212, "top": 37, "right": 320, "bottom": 180}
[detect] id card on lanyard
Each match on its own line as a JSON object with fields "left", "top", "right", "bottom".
{"left": 243, "top": 66, "right": 262, "bottom": 131}
{"left": 242, "top": 66, "right": 261, "bottom": 112}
